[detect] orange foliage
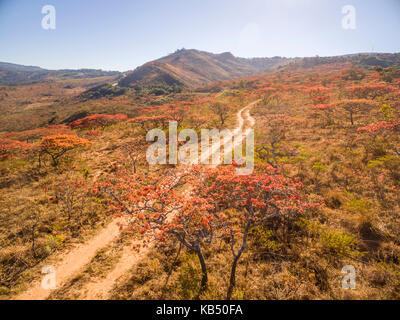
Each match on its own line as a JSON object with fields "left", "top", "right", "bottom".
{"left": 69, "top": 114, "right": 128, "bottom": 129}
{"left": 0, "top": 139, "right": 34, "bottom": 160}
{"left": 39, "top": 135, "right": 91, "bottom": 166}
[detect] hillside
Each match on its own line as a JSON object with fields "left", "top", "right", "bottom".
{"left": 0, "top": 62, "right": 120, "bottom": 85}
{"left": 1, "top": 52, "right": 400, "bottom": 301}
{"left": 118, "top": 49, "right": 291, "bottom": 88}
{"left": 2, "top": 59, "right": 400, "bottom": 300}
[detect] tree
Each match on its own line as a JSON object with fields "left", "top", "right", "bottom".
{"left": 357, "top": 120, "right": 400, "bottom": 204}
{"left": 336, "top": 99, "right": 379, "bottom": 126}
{"left": 0, "top": 139, "right": 34, "bottom": 160}
{"left": 100, "top": 166, "right": 217, "bottom": 295}
{"left": 188, "top": 115, "right": 211, "bottom": 130}
{"left": 192, "top": 164, "right": 320, "bottom": 299}
{"left": 53, "top": 177, "right": 87, "bottom": 224}
{"left": 347, "top": 84, "right": 396, "bottom": 100}
{"left": 303, "top": 86, "right": 329, "bottom": 99}
{"left": 358, "top": 120, "right": 400, "bottom": 157}
{"left": 102, "top": 161, "right": 321, "bottom": 299}
{"left": 312, "top": 95, "right": 329, "bottom": 105}
{"left": 119, "top": 138, "right": 148, "bottom": 173}
{"left": 256, "top": 114, "right": 305, "bottom": 167}
{"left": 1, "top": 125, "right": 72, "bottom": 143}
{"left": 69, "top": 114, "right": 128, "bottom": 130}
{"left": 128, "top": 115, "right": 171, "bottom": 131}
{"left": 39, "top": 135, "right": 91, "bottom": 167}
{"left": 314, "top": 104, "right": 336, "bottom": 126}
{"left": 210, "top": 102, "right": 230, "bottom": 127}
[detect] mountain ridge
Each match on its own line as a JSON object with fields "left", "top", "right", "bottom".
{"left": 118, "top": 49, "right": 292, "bottom": 88}
{"left": 2, "top": 50, "right": 399, "bottom": 87}
{"left": 0, "top": 63, "right": 120, "bottom": 85}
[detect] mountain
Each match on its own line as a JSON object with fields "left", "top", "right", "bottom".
{"left": 3, "top": 51, "right": 399, "bottom": 88}
{"left": 0, "top": 62, "right": 120, "bottom": 85}
{"left": 118, "top": 49, "right": 291, "bottom": 88}
{"left": 0, "top": 62, "right": 44, "bottom": 72}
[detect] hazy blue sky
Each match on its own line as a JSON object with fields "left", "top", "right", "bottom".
{"left": 0, "top": 0, "right": 399, "bottom": 71}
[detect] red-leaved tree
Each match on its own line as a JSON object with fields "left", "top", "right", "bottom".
{"left": 101, "top": 163, "right": 320, "bottom": 298}
{"left": 347, "top": 84, "right": 396, "bottom": 100}
{"left": 0, "top": 139, "right": 34, "bottom": 160}
{"left": 39, "top": 135, "right": 91, "bottom": 166}
{"left": 194, "top": 164, "right": 321, "bottom": 299}
{"left": 70, "top": 114, "right": 128, "bottom": 129}
{"left": 336, "top": 99, "right": 379, "bottom": 126}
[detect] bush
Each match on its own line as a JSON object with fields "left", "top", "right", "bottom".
{"left": 177, "top": 253, "right": 203, "bottom": 299}
{"left": 319, "top": 230, "right": 357, "bottom": 257}
{"left": 80, "top": 84, "right": 126, "bottom": 100}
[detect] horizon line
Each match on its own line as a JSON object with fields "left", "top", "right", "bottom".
{"left": 1, "top": 50, "right": 398, "bottom": 73}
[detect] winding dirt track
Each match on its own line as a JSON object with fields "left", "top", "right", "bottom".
{"left": 14, "top": 100, "right": 259, "bottom": 300}
{"left": 15, "top": 219, "right": 123, "bottom": 300}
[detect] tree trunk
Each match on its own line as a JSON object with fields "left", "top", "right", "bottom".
{"left": 220, "top": 114, "right": 225, "bottom": 127}
{"left": 227, "top": 223, "right": 250, "bottom": 300}
{"left": 227, "top": 255, "right": 240, "bottom": 300}
{"left": 173, "top": 233, "right": 208, "bottom": 298}
{"left": 196, "top": 246, "right": 208, "bottom": 295}
{"left": 51, "top": 155, "right": 58, "bottom": 167}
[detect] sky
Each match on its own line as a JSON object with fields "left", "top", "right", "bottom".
{"left": 0, "top": 0, "right": 399, "bottom": 71}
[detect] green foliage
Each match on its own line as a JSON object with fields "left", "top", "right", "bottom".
{"left": 80, "top": 167, "right": 90, "bottom": 179}
{"left": 0, "top": 286, "right": 10, "bottom": 295}
{"left": 250, "top": 226, "right": 281, "bottom": 252}
{"left": 296, "top": 218, "right": 322, "bottom": 236}
{"left": 311, "top": 161, "right": 326, "bottom": 172}
{"left": 368, "top": 155, "right": 400, "bottom": 181}
{"left": 45, "top": 234, "right": 65, "bottom": 253}
{"left": 375, "top": 66, "right": 400, "bottom": 83}
{"left": 368, "top": 155, "right": 399, "bottom": 169}
{"left": 342, "top": 69, "right": 366, "bottom": 81}
{"left": 319, "top": 230, "right": 357, "bottom": 256}
{"left": 9, "top": 160, "right": 28, "bottom": 169}
{"left": 291, "top": 146, "right": 308, "bottom": 163}
{"left": 177, "top": 253, "right": 202, "bottom": 299}
{"left": 80, "top": 84, "right": 126, "bottom": 99}
{"left": 344, "top": 198, "right": 372, "bottom": 214}
{"left": 133, "top": 83, "right": 183, "bottom": 96}
{"left": 343, "top": 189, "right": 372, "bottom": 214}
{"left": 357, "top": 56, "right": 390, "bottom": 68}
{"left": 297, "top": 218, "right": 361, "bottom": 257}
{"left": 379, "top": 104, "right": 394, "bottom": 121}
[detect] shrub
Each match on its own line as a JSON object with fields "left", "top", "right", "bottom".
{"left": 319, "top": 230, "right": 357, "bottom": 257}
{"left": 80, "top": 84, "right": 126, "bottom": 99}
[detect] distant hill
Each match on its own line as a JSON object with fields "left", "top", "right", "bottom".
{"left": 282, "top": 52, "right": 400, "bottom": 70}
{"left": 0, "top": 62, "right": 44, "bottom": 72}
{"left": 118, "top": 49, "right": 292, "bottom": 88}
{"left": 0, "top": 62, "right": 120, "bottom": 85}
